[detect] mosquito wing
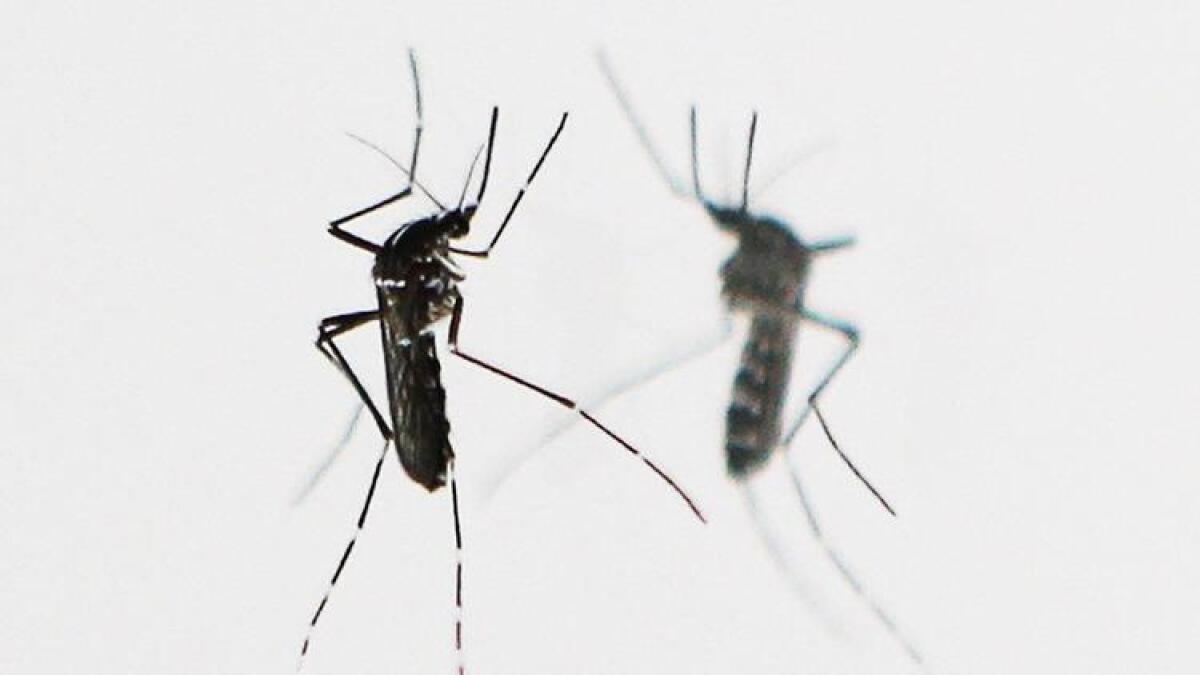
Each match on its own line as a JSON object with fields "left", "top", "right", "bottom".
{"left": 378, "top": 287, "right": 453, "bottom": 491}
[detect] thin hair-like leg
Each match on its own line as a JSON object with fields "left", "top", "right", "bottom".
{"left": 449, "top": 460, "right": 467, "bottom": 675}
{"left": 481, "top": 316, "right": 735, "bottom": 502}
{"left": 447, "top": 298, "right": 705, "bottom": 523}
{"left": 596, "top": 51, "right": 688, "bottom": 198}
{"left": 781, "top": 308, "right": 894, "bottom": 516}
{"left": 298, "top": 439, "right": 390, "bottom": 668}
{"left": 689, "top": 106, "right": 708, "bottom": 203}
{"left": 785, "top": 461, "right": 925, "bottom": 667}
{"left": 453, "top": 112, "right": 569, "bottom": 258}
{"left": 739, "top": 481, "right": 841, "bottom": 637}
{"left": 328, "top": 50, "right": 431, "bottom": 251}
{"left": 293, "top": 403, "right": 365, "bottom": 506}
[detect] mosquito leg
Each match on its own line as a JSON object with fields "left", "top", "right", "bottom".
{"left": 689, "top": 106, "right": 710, "bottom": 203}
{"left": 786, "top": 462, "right": 925, "bottom": 667}
{"left": 451, "top": 112, "right": 568, "bottom": 259}
{"left": 327, "top": 50, "right": 427, "bottom": 254}
{"left": 447, "top": 298, "right": 705, "bottom": 522}
{"left": 315, "top": 310, "right": 392, "bottom": 441}
{"left": 449, "top": 460, "right": 467, "bottom": 675}
{"left": 739, "top": 482, "right": 842, "bottom": 637}
{"left": 596, "top": 51, "right": 688, "bottom": 198}
{"left": 779, "top": 308, "right": 893, "bottom": 515}
{"left": 404, "top": 48, "right": 422, "bottom": 189}
{"left": 481, "top": 316, "right": 735, "bottom": 501}
{"left": 809, "top": 235, "right": 857, "bottom": 254}
{"left": 780, "top": 308, "right": 857, "bottom": 447}
{"left": 292, "top": 404, "right": 366, "bottom": 506}
{"left": 298, "top": 438, "right": 390, "bottom": 668}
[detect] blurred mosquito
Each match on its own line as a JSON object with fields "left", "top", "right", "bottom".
{"left": 490, "top": 53, "right": 923, "bottom": 666}
{"left": 299, "top": 51, "right": 705, "bottom": 674}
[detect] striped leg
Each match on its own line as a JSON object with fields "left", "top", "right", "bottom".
{"left": 449, "top": 461, "right": 466, "bottom": 675}
{"left": 298, "top": 439, "right": 390, "bottom": 669}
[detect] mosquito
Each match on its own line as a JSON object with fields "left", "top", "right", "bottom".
{"left": 488, "top": 53, "right": 925, "bottom": 666}
{"left": 299, "top": 51, "right": 705, "bottom": 674}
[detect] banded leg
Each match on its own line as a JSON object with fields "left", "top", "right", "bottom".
{"left": 448, "top": 298, "right": 705, "bottom": 523}
{"left": 781, "top": 308, "right": 893, "bottom": 516}
{"left": 452, "top": 111, "right": 568, "bottom": 258}
{"left": 298, "top": 439, "right": 390, "bottom": 668}
{"left": 449, "top": 461, "right": 467, "bottom": 675}
{"left": 482, "top": 316, "right": 735, "bottom": 501}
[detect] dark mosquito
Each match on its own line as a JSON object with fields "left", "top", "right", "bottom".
{"left": 489, "top": 53, "right": 923, "bottom": 666}
{"left": 299, "top": 51, "right": 705, "bottom": 674}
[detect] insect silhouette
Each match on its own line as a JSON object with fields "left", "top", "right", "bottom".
{"left": 600, "top": 54, "right": 927, "bottom": 665}
{"left": 489, "top": 54, "right": 924, "bottom": 666}
{"left": 299, "top": 51, "right": 705, "bottom": 674}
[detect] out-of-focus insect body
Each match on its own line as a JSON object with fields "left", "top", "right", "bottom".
{"left": 583, "top": 54, "right": 924, "bottom": 667}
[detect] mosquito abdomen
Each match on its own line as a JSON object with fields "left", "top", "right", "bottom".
{"left": 725, "top": 313, "right": 798, "bottom": 479}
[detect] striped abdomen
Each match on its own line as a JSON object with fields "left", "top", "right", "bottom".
{"left": 725, "top": 313, "right": 798, "bottom": 479}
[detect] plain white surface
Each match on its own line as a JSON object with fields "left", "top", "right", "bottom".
{"left": 4, "top": 2, "right": 1199, "bottom": 674}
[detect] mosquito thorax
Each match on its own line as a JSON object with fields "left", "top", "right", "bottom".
{"left": 719, "top": 214, "right": 813, "bottom": 317}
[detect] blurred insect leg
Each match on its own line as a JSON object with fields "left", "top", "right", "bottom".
{"left": 786, "top": 464, "right": 925, "bottom": 667}
{"left": 689, "top": 106, "right": 710, "bottom": 203}
{"left": 291, "top": 404, "right": 366, "bottom": 506}
{"left": 809, "top": 235, "right": 857, "bottom": 254}
{"left": 480, "top": 315, "right": 734, "bottom": 501}
{"left": 739, "top": 481, "right": 843, "bottom": 639}
{"left": 780, "top": 309, "right": 893, "bottom": 514}
{"left": 448, "top": 298, "right": 705, "bottom": 522}
{"left": 298, "top": 438, "right": 390, "bottom": 668}
{"left": 596, "top": 51, "right": 689, "bottom": 198}
{"left": 315, "top": 311, "right": 392, "bottom": 441}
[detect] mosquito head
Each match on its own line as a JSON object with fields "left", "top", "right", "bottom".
{"left": 704, "top": 202, "right": 750, "bottom": 234}
{"left": 441, "top": 205, "right": 477, "bottom": 239}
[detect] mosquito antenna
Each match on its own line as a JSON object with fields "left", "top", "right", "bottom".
{"left": 454, "top": 113, "right": 568, "bottom": 258}
{"left": 345, "top": 132, "right": 446, "bottom": 210}
{"left": 298, "top": 439, "right": 389, "bottom": 669}
{"left": 741, "top": 111, "right": 758, "bottom": 212}
{"left": 750, "top": 137, "right": 835, "bottom": 203}
{"left": 473, "top": 107, "right": 499, "bottom": 205}
{"left": 457, "top": 144, "right": 485, "bottom": 210}
{"left": 811, "top": 402, "right": 896, "bottom": 516}
{"left": 596, "top": 51, "right": 688, "bottom": 198}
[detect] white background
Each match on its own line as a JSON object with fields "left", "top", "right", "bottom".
{"left": 3, "top": 2, "right": 1198, "bottom": 674}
